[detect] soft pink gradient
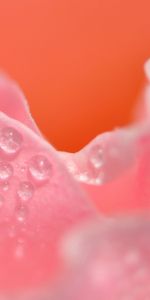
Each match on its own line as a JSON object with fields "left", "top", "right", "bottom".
{"left": 0, "top": 61, "right": 150, "bottom": 298}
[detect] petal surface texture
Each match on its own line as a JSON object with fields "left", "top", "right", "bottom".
{"left": 0, "top": 75, "right": 41, "bottom": 135}
{"left": 51, "top": 216, "right": 150, "bottom": 300}
{"left": 0, "top": 111, "right": 95, "bottom": 294}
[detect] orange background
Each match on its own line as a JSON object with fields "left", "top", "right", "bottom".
{"left": 0, "top": 0, "right": 150, "bottom": 151}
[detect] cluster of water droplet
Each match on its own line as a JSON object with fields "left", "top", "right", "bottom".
{"left": 87, "top": 144, "right": 105, "bottom": 184}
{"left": 70, "top": 130, "right": 135, "bottom": 186}
{"left": 0, "top": 126, "right": 52, "bottom": 260}
{"left": 71, "top": 143, "right": 105, "bottom": 186}
{"left": 0, "top": 127, "right": 22, "bottom": 210}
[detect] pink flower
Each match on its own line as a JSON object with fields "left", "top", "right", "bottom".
{"left": 0, "top": 74, "right": 95, "bottom": 298}
{"left": 0, "top": 60, "right": 149, "bottom": 299}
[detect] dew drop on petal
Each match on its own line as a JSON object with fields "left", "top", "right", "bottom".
{"left": 76, "top": 172, "right": 90, "bottom": 183}
{"left": 0, "top": 162, "right": 13, "bottom": 181}
{"left": 0, "top": 127, "right": 23, "bottom": 155}
{"left": 28, "top": 155, "right": 52, "bottom": 182}
{"left": 79, "top": 144, "right": 104, "bottom": 185}
{"left": 17, "top": 181, "right": 34, "bottom": 202}
{"left": 89, "top": 146, "right": 104, "bottom": 169}
{"left": 16, "top": 206, "right": 28, "bottom": 223}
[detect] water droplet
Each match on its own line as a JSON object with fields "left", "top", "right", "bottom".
{"left": 17, "top": 181, "right": 34, "bottom": 202}
{"left": 16, "top": 206, "right": 28, "bottom": 223}
{"left": 0, "top": 127, "right": 23, "bottom": 155}
{"left": 29, "top": 154, "right": 52, "bottom": 182}
{"left": 76, "top": 172, "right": 90, "bottom": 183}
{"left": 0, "top": 194, "right": 4, "bottom": 207}
{"left": 0, "top": 162, "right": 13, "bottom": 181}
{"left": 90, "top": 145, "right": 104, "bottom": 169}
{"left": 77, "top": 145, "right": 104, "bottom": 185}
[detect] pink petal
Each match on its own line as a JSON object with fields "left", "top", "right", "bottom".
{"left": 135, "top": 59, "right": 150, "bottom": 122}
{"left": 51, "top": 216, "right": 150, "bottom": 300}
{"left": 61, "top": 126, "right": 138, "bottom": 213}
{"left": 0, "top": 75, "right": 138, "bottom": 215}
{"left": 62, "top": 112, "right": 150, "bottom": 214}
{"left": 1, "top": 63, "right": 150, "bottom": 299}
{"left": 0, "top": 74, "right": 41, "bottom": 135}
{"left": 0, "top": 111, "right": 95, "bottom": 294}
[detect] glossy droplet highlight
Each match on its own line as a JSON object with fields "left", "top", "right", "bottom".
{"left": 29, "top": 154, "right": 52, "bottom": 182}
{"left": 90, "top": 145, "right": 104, "bottom": 169}
{"left": 0, "top": 162, "right": 13, "bottom": 181}
{"left": 17, "top": 181, "right": 34, "bottom": 202}
{"left": 0, "top": 127, "right": 23, "bottom": 155}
